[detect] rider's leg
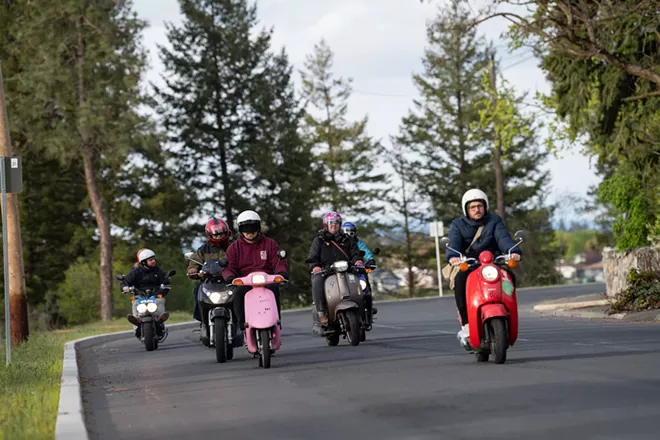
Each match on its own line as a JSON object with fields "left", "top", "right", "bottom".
{"left": 453, "top": 268, "right": 475, "bottom": 343}
{"left": 311, "top": 274, "right": 327, "bottom": 325}
{"left": 129, "top": 300, "right": 141, "bottom": 338}
{"left": 192, "top": 284, "right": 202, "bottom": 322}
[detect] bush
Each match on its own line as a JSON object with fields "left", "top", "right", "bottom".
{"left": 608, "top": 269, "right": 660, "bottom": 313}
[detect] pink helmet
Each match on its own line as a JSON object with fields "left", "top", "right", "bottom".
{"left": 322, "top": 211, "right": 343, "bottom": 231}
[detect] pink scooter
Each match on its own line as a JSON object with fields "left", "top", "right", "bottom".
{"left": 231, "top": 257, "right": 286, "bottom": 368}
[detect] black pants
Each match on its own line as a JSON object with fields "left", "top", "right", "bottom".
{"left": 311, "top": 274, "right": 326, "bottom": 313}
{"left": 233, "top": 284, "right": 281, "bottom": 329}
{"left": 193, "top": 284, "right": 202, "bottom": 321}
{"left": 454, "top": 266, "right": 517, "bottom": 325}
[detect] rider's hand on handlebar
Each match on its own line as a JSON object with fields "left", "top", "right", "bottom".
{"left": 354, "top": 260, "right": 364, "bottom": 267}
{"left": 312, "top": 266, "right": 322, "bottom": 274}
{"left": 510, "top": 253, "right": 521, "bottom": 262}
{"left": 449, "top": 257, "right": 462, "bottom": 266}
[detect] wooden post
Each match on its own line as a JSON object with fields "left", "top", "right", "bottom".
{"left": 0, "top": 61, "right": 29, "bottom": 346}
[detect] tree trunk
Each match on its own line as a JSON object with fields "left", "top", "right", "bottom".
{"left": 77, "top": 15, "right": 113, "bottom": 320}
{"left": 0, "top": 62, "right": 29, "bottom": 345}
{"left": 489, "top": 53, "right": 505, "bottom": 217}
{"left": 81, "top": 152, "right": 113, "bottom": 320}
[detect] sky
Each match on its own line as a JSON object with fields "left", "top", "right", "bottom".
{"left": 132, "top": 0, "right": 600, "bottom": 224}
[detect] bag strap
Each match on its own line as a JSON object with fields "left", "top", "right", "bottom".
{"left": 465, "top": 225, "right": 484, "bottom": 253}
{"left": 329, "top": 240, "right": 351, "bottom": 261}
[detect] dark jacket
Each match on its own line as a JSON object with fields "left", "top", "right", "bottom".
{"left": 307, "top": 231, "right": 362, "bottom": 270}
{"left": 222, "top": 233, "right": 288, "bottom": 281}
{"left": 119, "top": 265, "right": 170, "bottom": 291}
{"left": 187, "top": 240, "right": 228, "bottom": 272}
{"left": 446, "top": 213, "right": 521, "bottom": 262}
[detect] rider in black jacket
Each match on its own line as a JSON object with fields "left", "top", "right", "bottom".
{"left": 121, "top": 248, "right": 171, "bottom": 338}
{"left": 307, "top": 211, "right": 363, "bottom": 326}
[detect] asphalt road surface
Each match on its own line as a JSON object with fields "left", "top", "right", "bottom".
{"left": 79, "top": 283, "right": 660, "bottom": 440}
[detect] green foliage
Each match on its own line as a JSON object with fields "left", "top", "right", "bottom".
{"left": 609, "top": 269, "right": 660, "bottom": 313}
{"left": 473, "top": 71, "right": 533, "bottom": 156}
{"left": 300, "top": 39, "right": 385, "bottom": 218}
{"left": 598, "top": 172, "right": 652, "bottom": 251}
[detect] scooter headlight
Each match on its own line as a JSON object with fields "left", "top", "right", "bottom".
{"left": 209, "top": 291, "right": 229, "bottom": 304}
{"left": 251, "top": 274, "right": 267, "bottom": 285}
{"left": 481, "top": 265, "right": 500, "bottom": 282}
{"left": 359, "top": 279, "right": 368, "bottom": 290}
{"left": 146, "top": 302, "right": 158, "bottom": 313}
{"left": 136, "top": 303, "right": 148, "bottom": 314}
{"left": 333, "top": 261, "right": 349, "bottom": 272}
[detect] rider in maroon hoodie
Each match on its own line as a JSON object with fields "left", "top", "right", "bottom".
{"left": 222, "top": 210, "right": 288, "bottom": 330}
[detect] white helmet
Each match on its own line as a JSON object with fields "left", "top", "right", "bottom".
{"left": 236, "top": 210, "right": 261, "bottom": 233}
{"left": 461, "top": 189, "right": 489, "bottom": 216}
{"left": 137, "top": 248, "right": 156, "bottom": 263}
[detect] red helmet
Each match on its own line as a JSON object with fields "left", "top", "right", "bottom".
{"left": 205, "top": 217, "right": 231, "bottom": 246}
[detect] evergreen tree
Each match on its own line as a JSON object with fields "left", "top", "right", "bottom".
{"left": 394, "top": 3, "right": 491, "bottom": 224}
{"left": 300, "top": 39, "right": 384, "bottom": 219}
{"left": 154, "top": 0, "right": 275, "bottom": 228}
{"left": 242, "top": 49, "right": 320, "bottom": 305}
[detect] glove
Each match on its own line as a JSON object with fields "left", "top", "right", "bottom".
{"left": 366, "top": 259, "right": 376, "bottom": 267}
{"left": 225, "top": 276, "right": 236, "bottom": 285}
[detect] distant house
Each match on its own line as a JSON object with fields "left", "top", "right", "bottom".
{"left": 370, "top": 269, "right": 401, "bottom": 294}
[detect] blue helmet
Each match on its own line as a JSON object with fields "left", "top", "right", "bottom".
{"left": 342, "top": 222, "right": 358, "bottom": 237}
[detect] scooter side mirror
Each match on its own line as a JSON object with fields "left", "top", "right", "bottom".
{"left": 372, "top": 247, "right": 381, "bottom": 255}
{"left": 115, "top": 274, "right": 125, "bottom": 281}
{"left": 514, "top": 230, "right": 526, "bottom": 241}
{"left": 184, "top": 252, "right": 194, "bottom": 260}
{"left": 218, "top": 258, "right": 229, "bottom": 267}
{"left": 439, "top": 237, "right": 451, "bottom": 248}
{"left": 166, "top": 269, "right": 176, "bottom": 277}
{"left": 279, "top": 250, "right": 287, "bottom": 258}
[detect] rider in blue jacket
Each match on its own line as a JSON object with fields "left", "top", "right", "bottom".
{"left": 342, "top": 222, "right": 378, "bottom": 316}
{"left": 447, "top": 189, "right": 521, "bottom": 347}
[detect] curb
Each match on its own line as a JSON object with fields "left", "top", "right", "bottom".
{"left": 536, "top": 309, "right": 628, "bottom": 320}
{"left": 55, "top": 321, "right": 197, "bottom": 440}
{"left": 533, "top": 299, "right": 610, "bottom": 312}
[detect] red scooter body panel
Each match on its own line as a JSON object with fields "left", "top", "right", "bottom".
{"left": 465, "top": 257, "right": 519, "bottom": 350}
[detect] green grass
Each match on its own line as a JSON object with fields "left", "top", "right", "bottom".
{"left": 0, "top": 311, "right": 192, "bottom": 440}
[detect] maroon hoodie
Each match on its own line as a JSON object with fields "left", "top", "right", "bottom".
{"left": 222, "top": 233, "right": 289, "bottom": 281}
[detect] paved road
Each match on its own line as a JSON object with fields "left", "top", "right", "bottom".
{"left": 79, "top": 283, "right": 660, "bottom": 439}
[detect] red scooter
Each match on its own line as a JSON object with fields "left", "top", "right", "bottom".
{"left": 440, "top": 230, "right": 525, "bottom": 364}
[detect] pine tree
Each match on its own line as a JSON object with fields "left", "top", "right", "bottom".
{"left": 394, "top": 3, "right": 491, "bottom": 224}
{"left": 241, "top": 48, "right": 320, "bottom": 305}
{"left": 154, "top": 0, "right": 275, "bottom": 228}
{"left": 300, "top": 39, "right": 384, "bottom": 219}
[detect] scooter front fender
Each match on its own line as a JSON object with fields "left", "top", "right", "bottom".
{"left": 244, "top": 287, "right": 279, "bottom": 329}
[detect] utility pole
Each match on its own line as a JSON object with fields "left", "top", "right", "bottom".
{"left": 489, "top": 52, "right": 505, "bottom": 218}
{"left": 0, "top": 61, "right": 29, "bottom": 349}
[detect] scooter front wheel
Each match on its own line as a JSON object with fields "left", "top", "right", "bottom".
{"left": 490, "top": 318, "right": 509, "bottom": 364}
{"left": 144, "top": 323, "right": 155, "bottom": 352}
{"left": 214, "top": 318, "right": 227, "bottom": 363}
{"left": 345, "top": 310, "right": 361, "bottom": 346}
{"left": 259, "top": 329, "right": 271, "bottom": 369}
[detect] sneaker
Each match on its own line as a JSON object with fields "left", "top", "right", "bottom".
{"left": 457, "top": 324, "right": 470, "bottom": 345}
{"left": 317, "top": 312, "right": 329, "bottom": 326}
{"left": 133, "top": 325, "right": 141, "bottom": 339}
